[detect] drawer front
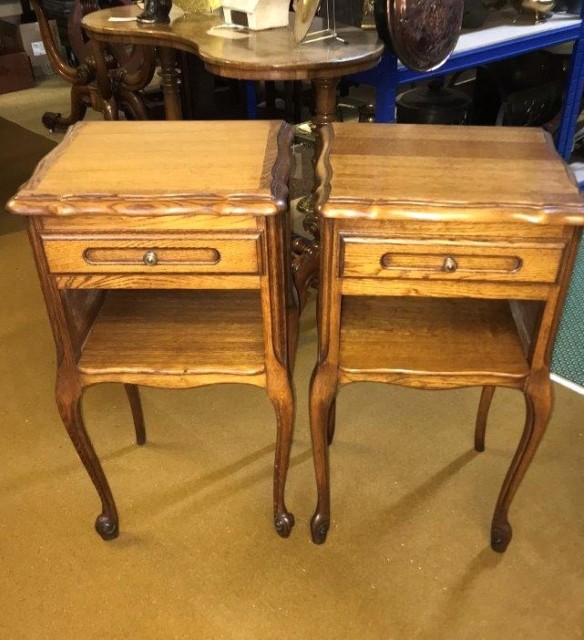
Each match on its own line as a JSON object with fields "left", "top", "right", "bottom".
{"left": 340, "top": 237, "right": 564, "bottom": 284}
{"left": 42, "top": 234, "right": 261, "bottom": 275}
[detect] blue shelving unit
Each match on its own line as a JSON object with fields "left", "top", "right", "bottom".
{"left": 349, "top": 7, "right": 584, "bottom": 160}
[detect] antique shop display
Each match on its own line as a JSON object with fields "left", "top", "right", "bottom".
{"left": 374, "top": 0, "right": 464, "bottom": 71}
{"left": 359, "top": 0, "right": 583, "bottom": 132}
{"left": 308, "top": 123, "right": 584, "bottom": 552}
{"left": 471, "top": 50, "right": 567, "bottom": 126}
{"left": 7, "top": 121, "right": 298, "bottom": 541}
{"left": 82, "top": 6, "right": 383, "bottom": 123}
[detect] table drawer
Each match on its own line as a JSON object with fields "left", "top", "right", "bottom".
{"left": 42, "top": 234, "right": 262, "bottom": 275}
{"left": 340, "top": 237, "right": 564, "bottom": 284}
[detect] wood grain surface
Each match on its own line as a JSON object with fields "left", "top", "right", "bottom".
{"left": 8, "top": 121, "right": 289, "bottom": 217}
{"left": 82, "top": 8, "right": 384, "bottom": 81}
{"left": 338, "top": 296, "right": 530, "bottom": 388}
{"left": 316, "top": 123, "right": 584, "bottom": 224}
{"left": 78, "top": 289, "right": 266, "bottom": 381}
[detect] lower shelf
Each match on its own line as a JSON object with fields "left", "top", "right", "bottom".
{"left": 339, "top": 296, "right": 531, "bottom": 387}
{"left": 78, "top": 289, "right": 266, "bottom": 382}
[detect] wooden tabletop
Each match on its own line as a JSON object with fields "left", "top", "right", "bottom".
{"left": 82, "top": 7, "right": 384, "bottom": 81}
{"left": 316, "top": 123, "right": 584, "bottom": 225}
{"left": 7, "top": 120, "right": 293, "bottom": 216}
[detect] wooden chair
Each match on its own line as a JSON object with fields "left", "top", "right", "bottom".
{"left": 31, "top": 0, "right": 157, "bottom": 131}
{"left": 309, "top": 122, "right": 584, "bottom": 552}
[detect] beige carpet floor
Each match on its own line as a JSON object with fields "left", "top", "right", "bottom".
{"left": 1, "top": 79, "right": 584, "bottom": 639}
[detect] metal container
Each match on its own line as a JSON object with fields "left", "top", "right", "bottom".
{"left": 396, "top": 80, "right": 472, "bottom": 124}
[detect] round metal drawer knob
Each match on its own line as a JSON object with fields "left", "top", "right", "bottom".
{"left": 143, "top": 250, "right": 158, "bottom": 266}
{"left": 443, "top": 256, "right": 458, "bottom": 273}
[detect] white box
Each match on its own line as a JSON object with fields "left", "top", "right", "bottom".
{"left": 221, "top": 0, "right": 289, "bottom": 30}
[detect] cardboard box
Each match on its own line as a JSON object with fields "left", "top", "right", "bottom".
{"left": 18, "top": 19, "right": 61, "bottom": 80}
{"left": 0, "top": 51, "right": 35, "bottom": 94}
{"left": 0, "top": 17, "right": 62, "bottom": 80}
{"left": 0, "top": 18, "right": 22, "bottom": 53}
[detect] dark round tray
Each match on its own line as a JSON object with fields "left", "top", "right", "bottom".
{"left": 374, "top": 0, "right": 464, "bottom": 72}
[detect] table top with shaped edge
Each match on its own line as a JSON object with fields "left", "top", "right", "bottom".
{"left": 7, "top": 120, "right": 294, "bottom": 218}
{"left": 315, "top": 123, "right": 584, "bottom": 226}
{"left": 82, "top": 7, "right": 384, "bottom": 81}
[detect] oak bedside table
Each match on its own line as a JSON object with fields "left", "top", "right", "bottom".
{"left": 8, "top": 121, "right": 298, "bottom": 541}
{"left": 309, "top": 123, "right": 584, "bottom": 552}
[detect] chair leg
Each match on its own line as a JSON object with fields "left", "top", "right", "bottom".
{"left": 491, "top": 370, "right": 553, "bottom": 553}
{"left": 56, "top": 366, "right": 119, "bottom": 540}
{"left": 267, "top": 369, "right": 295, "bottom": 538}
{"left": 119, "top": 88, "right": 149, "bottom": 121}
{"left": 124, "top": 384, "right": 146, "bottom": 446}
{"left": 474, "top": 385, "right": 496, "bottom": 452}
{"left": 42, "top": 84, "right": 89, "bottom": 132}
{"left": 291, "top": 236, "right": 319, "bottom": 312}
{"left": 309, "top": 364, "right": 336, "bottom": 544}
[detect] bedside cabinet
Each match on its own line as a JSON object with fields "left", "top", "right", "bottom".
{"left": 309, "top": 123, "right": 584, "bottom": 551}
{"left": 8, "top": 121, "right": 298, "bottom": 540}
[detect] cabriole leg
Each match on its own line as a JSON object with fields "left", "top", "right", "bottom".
{"left": 56, "top": 367, "right": 119, "bottom": 540}
{"left": 42, "top": 85, "right": 89, "bottom": 132}
{"left": 268, "top": 371, "right": 295, "bottom": 538}
{"left": 124, "top": 384, "right": 146, "bottom": 446}
{"left": 475, "top": 385, "right": 496, "bottom": 452}
{"left": 327, "top": 397, "right": 337, "bottom": 446}
{"left": 309, "top": 364, "right": 336, "bottom": 544}
{"left": 491, "top": 370, "right": 553, "bottom": 552}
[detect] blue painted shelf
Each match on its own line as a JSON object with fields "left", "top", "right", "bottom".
{"left": 350, "top": 7, "right": 584, "bottom": 159}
